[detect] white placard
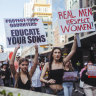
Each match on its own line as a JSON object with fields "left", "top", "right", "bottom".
{"left": 0, "top": 53, "right": 8, "bottom": 61}
{"left": 58, "top": 7, "right": 95, "bottom": 34}
{"left": 63, "top": 71, "right": 78, "bottom": 81}
{"left": 4, "top": 18, "right": 47, "bottom": 48}
{"left": 88, "top": 65, "right": 96, "bottom": 76}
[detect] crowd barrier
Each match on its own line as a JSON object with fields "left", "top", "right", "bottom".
{"left": 0, "top": 86, "right": 55, "bottom": 96}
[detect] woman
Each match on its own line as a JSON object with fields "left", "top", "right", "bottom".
{"left": 1, "top": 62, "right": 11, "bottom": 87}
{"left": 81, "top": 60, "right": 96, "bottom": 96}
{"left": 63, "top": 61, "right": 74, "bottom": 96}
{"left": 40, "top": 34, "right": 77, "bottom": 95}
{"left": 9, "top": 44, "right": 38, "bottom": 90}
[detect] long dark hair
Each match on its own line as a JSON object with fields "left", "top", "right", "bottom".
{"left": 49, "top": 47, "right": 63, "bottom": 71}
{"left": 15, "top": 58, "right": 31, "bottom": 88}
{"left": 64, "top": 61, "right": 74, "bottom": 71}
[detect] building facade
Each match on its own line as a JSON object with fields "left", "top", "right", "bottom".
{"left": 65, "top": 0, "right": 96, "bottom": 69}
{"left": 22, "top": 0, "right": 54, "bottom": 57}
{"left": 53, "top": 19, "right": 67, "bottom": 48}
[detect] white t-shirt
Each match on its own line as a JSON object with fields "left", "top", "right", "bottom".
{"left": 31, "top": 65, "right": 42, "bottom": 87}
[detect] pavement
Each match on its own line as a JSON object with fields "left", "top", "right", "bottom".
{"left": 72, "top": 82, "right": 85, "bottom": 96}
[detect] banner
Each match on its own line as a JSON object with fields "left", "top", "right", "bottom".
{"left": 63, "top": 71, "right": 78, "bottom": 81}
{"left": 0, "top": 86, "right": 54, "bottom": 96}
{"left": 58, "top": 7, "right": 95, "bottom": 34}
{"left": 87, "top": 65, "right": 96, "bottom": 76}
{"left": 4, "top": 18, "right": 47, "bottom": 48}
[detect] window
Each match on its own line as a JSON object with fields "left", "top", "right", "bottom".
{"left": 62, "top": 40, "right": 64, "bottom": 42}
{"left": 93, "top": 12, "right": 96, "bottom": 22}
{"left": 44, "top": 48, "right": 48, "bottom": 51}
{"left": 68, "top": 36, "right": 74, "bottom": 41}
{"left": 45, "top": 8, "right": 47, "bottom": 12}
{"left": 44, "top": 24, "right": 48, "bottom": 26}
{"left": 79, "top": 0, "right": 82, "bottom": 8}
{"left": 94, "top": 0, "right": 96, "bottom": 5}
{"left": 70, "top": 1, "right": 71, "bottom": 8}
{"left": 39, "top": 7, "right": 40, "bottom": 11}
{"left": 81, "top": 33, "right": 84, "bottom": 37}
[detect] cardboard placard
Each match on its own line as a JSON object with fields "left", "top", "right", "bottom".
{"left": 63, "top": 71, "right": 78, "bottom": 81}
{"left": 4, "top": 18, "right": 47, "bottom": 48}
{"left": 58, "top": 7, "right": 95, "bottom": 34}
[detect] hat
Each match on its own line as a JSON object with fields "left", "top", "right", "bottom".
{"left": 84, "top": 62, "right": 87, "bottom": 66}
{"left": 3, "top": 62, "right": 7, "bottom": 65}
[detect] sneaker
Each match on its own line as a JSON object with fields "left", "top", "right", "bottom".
{"left": 74, "top": 89, "right": 78, "bottom": 92}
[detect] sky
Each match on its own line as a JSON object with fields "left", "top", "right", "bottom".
{"left": 0, "top": 0, "right": 65, "bottom": 51}
{"left": 0, "top": 0, "right": 30, "bottom": 50}
{"left": 52, "top": 0, "right": 65, "bottom": 22}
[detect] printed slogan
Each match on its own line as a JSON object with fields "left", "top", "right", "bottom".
{"left": 4, "top": 18, "right": 47, "bottom": 47}
{"left": 58, "top": 7, "right": 95, "bottom": 34}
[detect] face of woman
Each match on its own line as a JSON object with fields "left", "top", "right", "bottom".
{"left": 52, "top": 49, "right": 61, "bottom": 61}
{"left": 19, "top": 61, "right": 29, "bottom": 73}
{"left": 3, "top": 65, "right": 7, "bottom": 69}
{"left": 87, "top": 61, "right": 93, "bottom": 66}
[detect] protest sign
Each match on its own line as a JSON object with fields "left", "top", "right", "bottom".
{"left": 58, "top": 7, "right": 95, "bottom": 35}
{"left": 4, "top": 18, "right": 47, "bottom": 48}
{"left": 63, "top": 71, "right": 78, "bottom": 81}
{"left": 0, "top": 53, "right": 8, "bottom": 61}
{"left": 87, "top": 65, "right": 96, "bottom": 76}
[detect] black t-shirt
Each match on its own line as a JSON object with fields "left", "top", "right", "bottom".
{"left": 48, "top": 69, "right": 64, "bottom": 84}
{"left": 81, "top": 70, "right": 96, "bottom": 87}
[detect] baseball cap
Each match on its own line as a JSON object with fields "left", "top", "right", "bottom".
{"left": 84, "top": 62, "right": 88, "bottom": 66}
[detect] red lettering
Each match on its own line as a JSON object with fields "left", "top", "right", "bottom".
{"left": 63, "top": 11, "right": 67, "bottom": 19}
{"left": 77, "top": 24, "right": 84, "bottom": 31}
{"left": 88, "top": 8, "right": 92, "bottom": 16}
{"left": 79, "top": 9, "right": 87, "bottom": 17}
{"left": 66, "top": 20, "right": 71, "bottom": 24}
{"left": 58, "top": 12, "right": 63, "bottom": 19}
{"left": 71, "top": 25, "right": 77, "bottom": 31}
{"left": 86, "top": 23, "right": 92, "bottom": 30}
{"left": 67, "top": 11, "right": 76, "bottom": 18}
{"left": 60, "top": 25, "right": 70, "bottom": 33}
{"left": 79, "top": 8, "right": 92, "bottom": 17}
{"left": 81, "top": 18, "right": 86, "bottom": 23}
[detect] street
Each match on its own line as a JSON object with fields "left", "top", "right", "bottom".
{"left": 72, "top": 82, "right": 85, "bottom": 96}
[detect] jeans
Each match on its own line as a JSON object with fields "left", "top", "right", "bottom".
{"left": 62, "top": 82, "right": 73, "bottom": 96}
{"left": 46, "top": 87, "right": 64, "bottom": 96}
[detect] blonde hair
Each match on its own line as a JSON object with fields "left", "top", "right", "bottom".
{"left": 64, "top": 61, "right": 74, "bottom": 71}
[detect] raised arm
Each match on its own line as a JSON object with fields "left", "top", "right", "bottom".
{"left": 9, "top": 45, "right": 20, "bottom": 77}
{"left": 29, "top": 45, "right": 38, "bottom": 77}
{"left": 64, "top": 34, "right": 77, "bottom": 64}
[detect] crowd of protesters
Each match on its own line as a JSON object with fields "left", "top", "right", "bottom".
{"left": 0, "top": 34, "right": 96, "bottom": 96}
